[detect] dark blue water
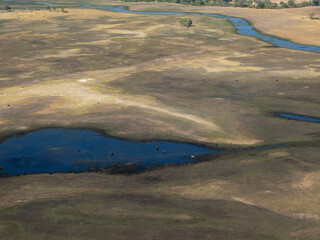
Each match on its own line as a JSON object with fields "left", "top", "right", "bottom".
{"left": 0, "top": 111, "right": 313, "bottom": 176}
{"left": 0, "top": 128, "right": 291, "bottom": 176}
{"left": 5, "top": 1, "right": 320, "bottom": 53}
{"left": 0, "top": 128, "right": 225, "bottom": 176}
{"left": 278, "top": 113, "right": 320, "bottom": 123}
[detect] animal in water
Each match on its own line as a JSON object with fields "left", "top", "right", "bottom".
{"left": 163, "top": 150, "right": 166, "bottom": 155}
{"left": 190, "top": 155, "right": 195, "bottom": 159}
{"left": 77, "top": 149, "right": 80, "bottom": 153}
{"left": 0, "top": 166, "right": 3, "bottom": 171}
{"left": 110, "top": 152, "right": 114, "bottom": 156}
{"left": 156, "top": 146, "right": 159, "bottom": 151}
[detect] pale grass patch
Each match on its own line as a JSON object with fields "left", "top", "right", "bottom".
{"left": 78, "top": 78, "right": 94, "bottom": 83}
{"left": 271, "top": 69, "right": 320, "bottom": 79}
{"left": 39, "top": 48, "right": 90, "bottom": 59}
{"left": 2, "top": 80, "right": 222, "bottom": 133}
{"left": 232, "top": 197, "right": 254, "bottom": 205}
{"left": 268, "top": 151, "right": 290, "bottom": 158}
{"left": 161, "top": 171, "right": 320, "bottom": 220}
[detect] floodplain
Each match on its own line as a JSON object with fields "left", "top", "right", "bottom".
{"left": 0, "top": 1, "right": 319, "bottom": 239}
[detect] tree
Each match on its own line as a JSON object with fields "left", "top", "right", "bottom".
{"left": 235, "top": 0, "right": 248, "bottom": 7}
{"left": 122, "top": 0, "right": 319, "bottom": 8}
{"left": 179, "top": 18, "right": 192, "bottom": 27}
{"left": 257, "top": 1, "right": 265, "bottom": 8}
{"left": 3, "top": 4, "right": 11, "bottom": 12}
{"left": 280, "top": 1, "right": 289, "bottom": 7}
{"left": 288, "top": 0, "right": 296, "bottom": 7}
{"left": 265, "top": 0, "right": 278, "bottom": 8}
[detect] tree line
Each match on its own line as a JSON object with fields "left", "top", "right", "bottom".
{"left": 123, "top": 0, "right": 319, "bottom": 9}
{"left": 1, "top": 5, "right": 68, "bottom": 13}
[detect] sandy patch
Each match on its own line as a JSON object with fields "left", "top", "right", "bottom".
{"left": 199, "top": 57, "right": 263, "bottom": 73}
{"left": 106, "top": 29, "right": 146, "bottom": 38}
{"left": 268, "top": 151, "right": 290, "bottom": 158}
{"left": 40, "top": 48, "right": 89, "bottom": 59}
{"left": 271, "top": 69, "right": 320, "bottom": 79}
{"left": 78, "top": 78, "right": 94, "bottom": 83}
{"left": 89, "top": 23, "right": 123, "bottom": 31}
{"left": 163, "top": 180, "right": 227, "bottom": 199}
{"left": 232, "top": 196, "right": 254, "bottom": 205}
{"left": 147, "top": 54, "right": 263, "bottom": 73}
{"left": 292, "top": 173, "right": 319, "bottom": 189}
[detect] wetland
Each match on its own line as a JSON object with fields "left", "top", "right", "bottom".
{"left": 0, "top": 1, "right": 319, "bottom": 239}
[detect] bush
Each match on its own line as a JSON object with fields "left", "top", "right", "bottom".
{"left": 288, "top": 0, "right": 296, "bottom": 7}
{"left": 179, "top": 18, "right": 192, "bottom": 27}
{"left": 265, "top": 1, "right": 278, "bottom": 8}
{"left": 257, "top": 1, "right": 265, "bottom": 8}
{"left": 3, "top": 4, "right": 11, "bottom": 12}
{"left": 280, "top": 1, "right": 289, "bottom": 7}
{"left": 296, "top": 1, "right": 310, "bottom": 7}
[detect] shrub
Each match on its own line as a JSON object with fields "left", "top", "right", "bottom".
{"left": 288, "top": 0, "right": 296, "bottom": 7}
{"left": 179, "top": 18, "right": 192, "bottom": 27}
{"left": 280, "top": 1, "right": 289, "bottom": 7}
{"left": 257, "top": 1, "right": 265, "bottom": 8}
{"left": 265, "top": 1, "right": 278, "bottom": 8}
{"left": 296, "top": 1, "right": 310, "bottom": 7}
{"left": 3, "top": 4, "right": 11, "bottom": 12}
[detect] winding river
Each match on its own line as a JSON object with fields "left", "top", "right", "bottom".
{"left": 82, "top": 4, "right": 320, "bottom": 53}
{"left": 5, "top": 0, "right": 320, "bottom": 53}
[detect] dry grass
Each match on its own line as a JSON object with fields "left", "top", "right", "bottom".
{"left": 0, "top": 6, "right": 319, "bottom": 238}
{"left": 0, "top": 7, "right": 319, "bottom": 146}
{"left": 127, "top": 3, "right": 320, "bottom": 46}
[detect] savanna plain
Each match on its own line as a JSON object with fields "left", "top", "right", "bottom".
{"left": 0, "top": 0, "right": 320, "bottom": 239}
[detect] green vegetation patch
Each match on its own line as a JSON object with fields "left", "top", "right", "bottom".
{"left": 178, "top": 17, "right": 192, "bottom": 27}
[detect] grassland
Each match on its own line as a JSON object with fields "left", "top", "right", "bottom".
{"left": 0, "top": 1, "right": 320, "bottom": 239}
{"left": 0, "top": 5, "right": 319, "bottom": 146}
{"left": 124, "top": 2, "right": 320, "bottom": 46}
